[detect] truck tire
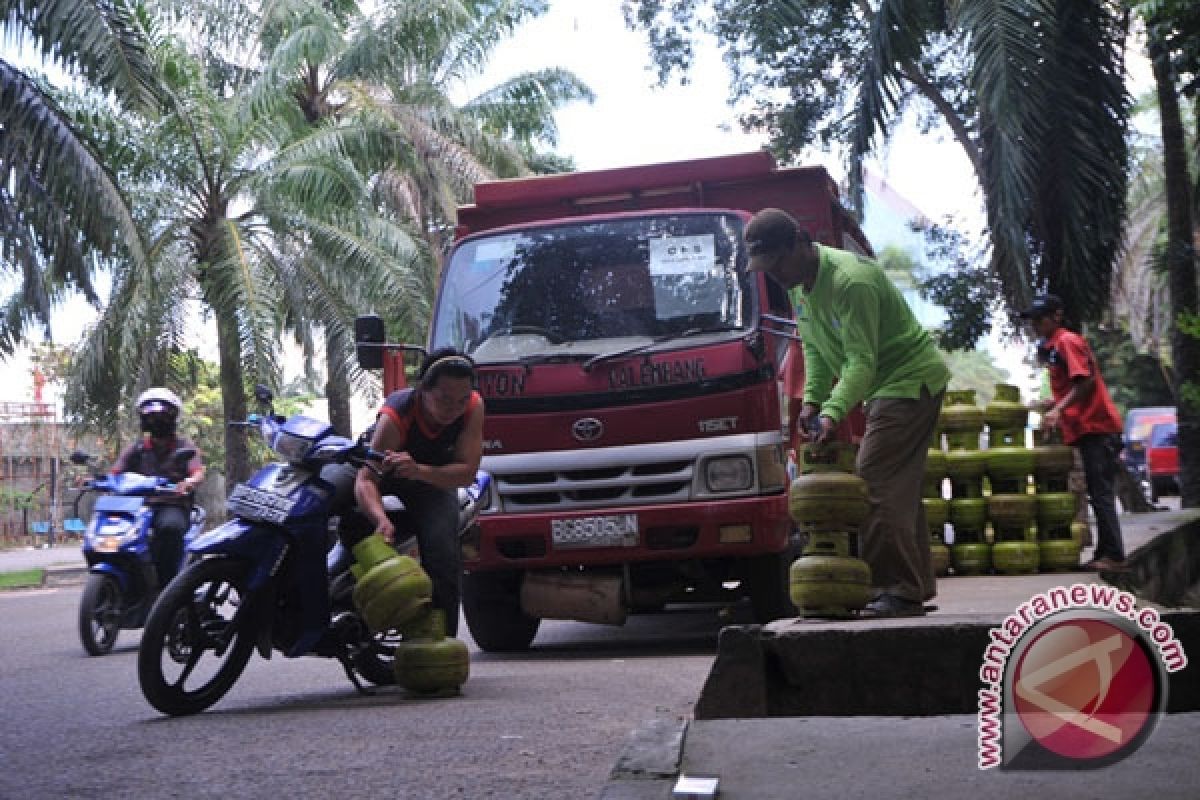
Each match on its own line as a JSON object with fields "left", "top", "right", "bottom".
{"left": 461, "top": 570, "right": 540, "bottom": 652}
{"left": 744, "top": 550, "right": 797, "bottom": 623}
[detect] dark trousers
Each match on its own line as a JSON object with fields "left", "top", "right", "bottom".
{"left": 1077, "top": 433, "right": 1126, "bottom": 561}
{"left": 150, "top": 505, "right": 190, "bottom": 588}
{"left": 856, "top": 387, "right": 944, "bottom": 604}
{"left": 344, "top": 479, "right": 463, "bottom": 637}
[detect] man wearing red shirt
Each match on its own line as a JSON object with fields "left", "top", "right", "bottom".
{"left": 1022, "top": 294, "right": 1127, "bottom": 571}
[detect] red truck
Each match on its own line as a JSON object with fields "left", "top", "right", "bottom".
{"left": 1145, "top": 422, "right": 1179, "bottom": 502}
{"left": 357, "top": 150, "right": 872, "bottom": 651}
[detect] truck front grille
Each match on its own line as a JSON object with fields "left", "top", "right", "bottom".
{"left": 496, "top": 459, "right": 694, "bottom": 512}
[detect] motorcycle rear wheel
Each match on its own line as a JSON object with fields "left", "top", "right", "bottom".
{"left": 137, "top": 557, "right": 254, "bottom": 716}
{"left": 79, "top": 573, "right": 122, "bottom": 656}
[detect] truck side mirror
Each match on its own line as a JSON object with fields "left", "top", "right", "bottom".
{"left": 355, "top": 315, "right": 386, "bottom": 370}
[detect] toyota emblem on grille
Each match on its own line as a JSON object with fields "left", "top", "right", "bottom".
{"left": 571, "top": 417, "right": 604, "bottom": 442}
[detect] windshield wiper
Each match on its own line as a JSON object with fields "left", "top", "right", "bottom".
{"left": 516, "top": 352, "right": 597, "bottom": 369}
{"left": 582, "top": 325, "right": 742, "bottom": 372}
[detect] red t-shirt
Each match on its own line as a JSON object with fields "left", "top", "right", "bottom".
{"left": 1044, "top": 327, "right": 1122, "bottom": 444}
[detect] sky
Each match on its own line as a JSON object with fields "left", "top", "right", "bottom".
{"left": 2, "top": 2, "right": 1086, "bottom": 408}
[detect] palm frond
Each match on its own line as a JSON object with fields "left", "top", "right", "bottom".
{"left": 463, "top": 67, "right": 595, "bottom": 146}
{"left": 1, "top": 0, "right": 164, "bottom": 111}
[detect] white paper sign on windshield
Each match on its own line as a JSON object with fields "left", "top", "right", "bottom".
{"left": 474, "top": 237, "right": 516, "bottom": 264}
{"left": 648, "top": 234, "right": 716, "bottom": 276}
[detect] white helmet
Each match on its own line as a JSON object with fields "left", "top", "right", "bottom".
{"left": 135, "top": 387, "right": 182, "bottom": 417}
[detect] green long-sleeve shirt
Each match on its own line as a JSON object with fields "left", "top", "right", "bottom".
{"left": 789, "top": 244, "right": 949, "bottom": 422}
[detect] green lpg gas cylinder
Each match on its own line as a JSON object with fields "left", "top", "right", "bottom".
{"left": 951, "top": 542, "right": 992, "bottom": 575}
{"left": 985, "top": 447, "right": 1035, "bottom": 493}
{"left": 992, "top": 541, "right": 1040, "bottom": 575}
{"left": 946, "top": 450, "right": 987, "bottom": 497}
{"left": 789, "top": 532, "right": 872, "bottom": 617}
{"left": 930, "top": 534, "right": 951, "bottom": 577}
{"left": 1036, "top": 492, "right": 1077, "bottom": 533}
{"left": 984, "top": 384, "right": 1028, "bottom": 446}
{"left": 986, "top": 493, "right": 1037, "bottom": 533}
{"left": 351, "top": 533, "right": 434, "bottom": 633}
{"left": 788, "top": 470, "right": 869, "bottom": 528}
{"left": 949, "top": 497, "right": 988, "bottom": 535}
{"left": 392, "top": 610, "right": 470, "bottom": 694}
{"left": 924, "top": 450, "right": 947, "bottom": 498}
{"left": 1039, "top": 538, "right": 1082, "bottom": 572}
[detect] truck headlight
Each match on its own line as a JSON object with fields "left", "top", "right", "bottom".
{"left": 704, "top": 456, "right": 753, "bottom": 492}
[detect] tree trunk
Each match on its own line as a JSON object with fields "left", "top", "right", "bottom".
{"left": 1149, "top": 33, "right": 1200, "bottom": 509}
{"left": 215, "top": 311, "right": 250, "bottom": 486}
{"left": 324, "top": 326, "right": 354, "bottom": 437}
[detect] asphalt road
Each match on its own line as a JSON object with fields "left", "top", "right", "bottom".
{"left": 0, "top": 586, "right": 731, "bottom": 799}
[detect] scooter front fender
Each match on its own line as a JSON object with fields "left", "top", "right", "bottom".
{"left": 89, "top": 562, "right": 131, "bottom": 594}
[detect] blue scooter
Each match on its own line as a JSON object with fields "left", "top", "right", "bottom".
{"left": 136, "top": 386, "right": 490, "bottom": 716}
{"left": 73, "top": 450, "right": 206, "bottom": 656}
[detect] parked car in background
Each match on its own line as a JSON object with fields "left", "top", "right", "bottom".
{"left": 1122, "top": 406, "right": 1176, "bottom": 481}
{"left": 1145, "top": 421, "right": 1180, "bottom": 502}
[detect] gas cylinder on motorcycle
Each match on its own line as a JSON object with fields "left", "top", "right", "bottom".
{"left": 351, "top": 533, "right": 434, "bottom": 633}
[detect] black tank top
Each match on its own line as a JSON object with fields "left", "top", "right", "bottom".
{"left": 378, "top": 388, "right": 481, "bottom": 467}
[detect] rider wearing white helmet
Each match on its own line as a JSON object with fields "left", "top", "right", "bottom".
{"left": 111, "top": 387, "right": 206, "bottom": 587}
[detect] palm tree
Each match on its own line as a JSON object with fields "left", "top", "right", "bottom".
{"left": 67, "top": 39, "right": 421, "bottom": 484}
{"left": 0, "top": 0, "right": 162, "bottom": 353}
{"left": 625, "top": 0, "right": 1131, "bottom": 329}
{"left": 251, "top": 0, "right": 593, "bottom": 432}
{"left": 1140, "top": 0, "right": 1200, "bottom": 506}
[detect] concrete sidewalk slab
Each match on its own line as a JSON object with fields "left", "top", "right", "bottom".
{"left": 601, "top": 713, "right": 1200, "bottom": 800}
{"left": 602, "top": 506, "right": 1200, "bottom": 798}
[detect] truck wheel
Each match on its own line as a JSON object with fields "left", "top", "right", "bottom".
{"left": 744, "top": 551, "right": 797, "bottom": 623}
{"left": 461, "top": 570, "right": 540, "bottom": 652}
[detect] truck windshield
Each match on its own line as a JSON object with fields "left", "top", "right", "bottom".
{"left": 431, "top": 213, "right": 752, "bottom": 362}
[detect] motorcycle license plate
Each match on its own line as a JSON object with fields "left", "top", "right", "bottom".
{"left": 550, "top": 514, "right": 638, "bottom": 550}
{"left": 227, "top": 484, "right": 298, "bottom": 524}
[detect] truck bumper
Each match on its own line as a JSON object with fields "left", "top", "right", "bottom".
{"left": 466, "top": 493, "right": 791, "bottom": 571}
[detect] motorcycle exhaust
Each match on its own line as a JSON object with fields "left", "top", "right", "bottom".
{"left": 519, "top": 571, "right": 627, "bottom": 626}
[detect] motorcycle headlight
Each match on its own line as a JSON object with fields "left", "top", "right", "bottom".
{"left": 272, "top": 430, "right": 314, "bottom": 462}
{"left": 86, "top": 519, "right": 138, "bottom": 552}
{"left": 704, "top": 455, "right": 754, "bottom": 492}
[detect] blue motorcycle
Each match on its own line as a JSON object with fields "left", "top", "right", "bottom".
{"left": 73, "top": 451, "right": 206, "bottom": 656}
{"left": 136, "top": 386, "right": 490, "bottom": 716}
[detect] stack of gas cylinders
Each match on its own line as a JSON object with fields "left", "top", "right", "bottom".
{"left": 923, "top": 384, "right": 1083, "bottom": 577}
{"left": 351, "top": 533, "right": 469, "bottom": 693}
{"left": 786, "top": 442, "right": 873, "bottom": 617}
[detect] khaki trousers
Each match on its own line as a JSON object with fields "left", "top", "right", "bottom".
{"left": 856, "top": 387, "right": 944, "bottom": 603}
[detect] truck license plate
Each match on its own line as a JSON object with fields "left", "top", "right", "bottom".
{"left": 551, "top": 514, "right": 639, "bottom": 549}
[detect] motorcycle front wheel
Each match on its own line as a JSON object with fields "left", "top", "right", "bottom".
{"left": 79, "top": 573, "right": 122, "bottom": 656}
{"left": 137, "top": 557, "right": 254, "bottom": 716}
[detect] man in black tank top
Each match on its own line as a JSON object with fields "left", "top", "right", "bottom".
{"left": 354, "top": 348, "right": 484, "bottom": 636}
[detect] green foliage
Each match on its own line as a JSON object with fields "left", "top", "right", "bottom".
{"left": 1089, "top": 324, "right": 1174, "bottom": 414}
{"left": 940, "top": 349, "right": 1011, "bottom": 407}
{"left": 912, "top": 220, "right": 1001, "bottom": 350}
{"left": 624, "top": 0, "right": 1131, "bottom": 324}
{"left": 1178, "top": 310, "right": 1200, "bottom": 414}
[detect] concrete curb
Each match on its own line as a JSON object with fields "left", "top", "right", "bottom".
{"left": 597, "top": 717, "right": 688, "bottom": 799}
{"left": 43, "top": 565, "right": 87, "bottom": 588}
{"left": 696, "top": 610, "right": 1200, "bottom": 719}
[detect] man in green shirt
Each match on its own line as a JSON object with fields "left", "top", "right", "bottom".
{"left": 745, "top": 208, "right": 950, "bottom": 617}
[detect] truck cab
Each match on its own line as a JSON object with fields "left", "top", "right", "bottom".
{"left": 359, "top": 151, "right": 871, "bottom": 651}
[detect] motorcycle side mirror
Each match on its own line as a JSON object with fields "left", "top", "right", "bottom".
{"left": 174, "top": 448, "right": 197, "bottom": 465}
{"left": 254, "top": 384, "right": 274, "bottom": 406}
{"left": 355, "top": 315, "right": 386, "bottom": 370}
{"left": 69, "top": 450, "right": 92, "bottom": 466}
